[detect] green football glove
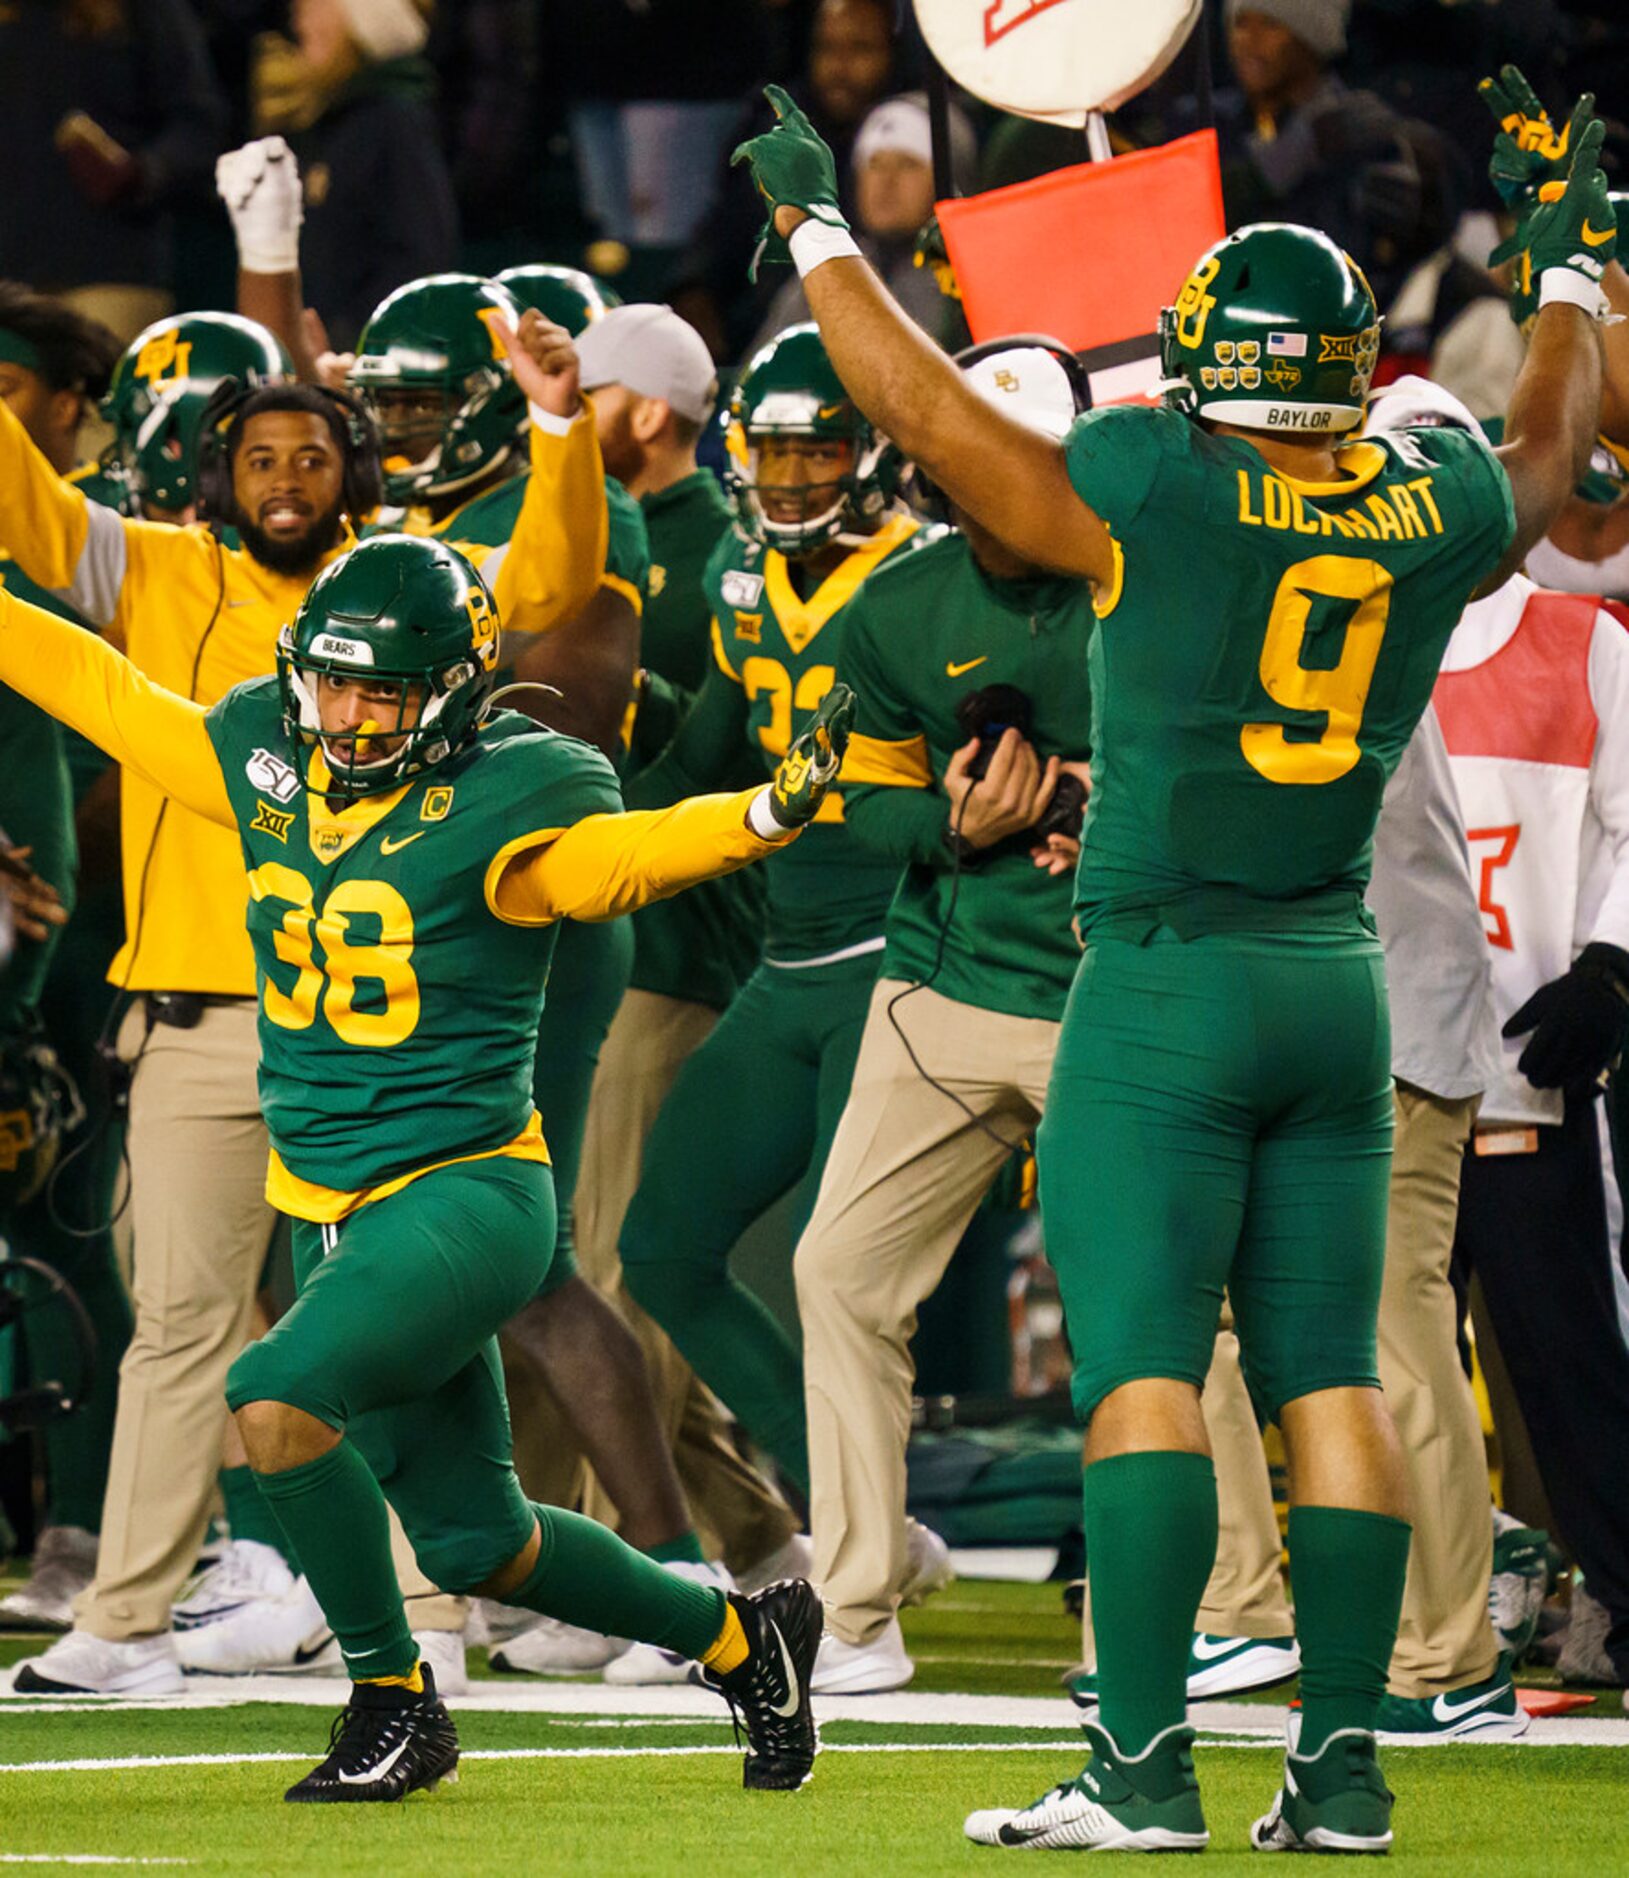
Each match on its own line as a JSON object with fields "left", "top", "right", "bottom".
{"left": 1494, "top": 115, "right": 1617, "bottom": 304}
{"left": 731, "top": 84, "right": 849, "bottom": 280}
{"left": 765, "top": 682, "right": 855, "bottom": 830}
{"left": 1480, "top": 64, "right": 1593, "bottom": 210}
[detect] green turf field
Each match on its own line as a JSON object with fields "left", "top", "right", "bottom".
{"left": 2, "top": 1581, "right": 1626, "bottom": 1873}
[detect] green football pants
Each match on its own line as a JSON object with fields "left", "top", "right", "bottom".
{"left": 227, "top": 1156, "right": 554, "bottom": 1588}
{"left": 531, "top": 915, "right": 634, "bottom": 1292}
{"left": 619, "top": 951, "right": 878, "bottom": 1492}
{"left": 1039, "top": 930, "right": 1394, "bottom": 1425}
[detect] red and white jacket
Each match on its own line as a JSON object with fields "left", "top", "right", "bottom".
{"left": 1435, "top": 574, "right": 1629, "bottom": 1126}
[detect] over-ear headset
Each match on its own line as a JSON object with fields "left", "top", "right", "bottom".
{"left": 195, "top": 379, "right": 384, "bottom": 530}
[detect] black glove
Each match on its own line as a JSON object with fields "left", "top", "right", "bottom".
{"left": 1501, "top": 941, "right": 1629, "bottom": 1090}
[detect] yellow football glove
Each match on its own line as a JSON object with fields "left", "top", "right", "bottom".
{"left": 765, "top": 682, "right": 855, "bottom": 830}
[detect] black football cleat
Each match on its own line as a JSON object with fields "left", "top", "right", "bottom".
{"left": 284, "top": 1661, "right": 460, "bottom": 1803}
{"left": 704, "top": 1580, "right": 822, "bottom": 1791}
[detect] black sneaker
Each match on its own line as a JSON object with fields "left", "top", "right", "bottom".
{"left": 704, "top": 1580, "right": 822, "bottom": 1791}
{"left": 284, "top": 1661, "right": 460, "bottom": 1803}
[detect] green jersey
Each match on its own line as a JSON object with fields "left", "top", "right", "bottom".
{"left": 627, "top": 475, "right": 764, "bottom": 1011}
{"left": 205, "top": 678, "right": 621, "bottom": 1198}
{"left": 1063, "top": 404, "right": 1514, "bottom": 936}
{"left": 630, "top": 515, "right": 921, "bottom": 962}
{"left": 837, "top": 531, "right": 1092, "bottom": 1021}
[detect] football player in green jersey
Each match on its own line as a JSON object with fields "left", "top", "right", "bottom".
{"left": 495, "top": 262, "right": 622, "bottom": 335}
{"left": 617, "top": 322, "right": 921, "bottom": 1501}
{"left": 0, "top": 285, "right": 134, "bottom": 1635}
{"left": 738, "top": 86, "right": 1611, "bottom": 1852}
{"left": 347, "top": 271, "right": 717, "bottom": 1608}
{"left": 101, "top": 311, "right": 294, "bottom": 521}
{"left": 0, "top": 532, "right": 851, "bottom": 1800}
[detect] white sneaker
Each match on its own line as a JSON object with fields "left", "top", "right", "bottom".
{"left": 811, "top": 1615, "right": 914, "bottom": 1694}
{"left": 173, "top": 1571, "right": 337, "bottom": 1676}
{"left": 467, "top": 1597, "right": 535, "bottom": 1649}
{"left": 490, "top": 1614, "right": 628, "bottom": 1676}
{"left": 413, "top": 1627, "right": 469, "bottom": 1697}
{"left": 603, "top": 1559, "right": 735, "bottom": 1685}
{"left": 0, "top": 1525, "right": 98, "bottom": 1632}
{"left": 900, "top": 1520, "right": 954, "bottom": 1607}
{"left": 735, "top": 1532, "right": 814, "bottom": 1597}
{"left": 172, "top": 1539, "right": 293, "bottom": 1629}
{"left": 12, "top": 1627, "right": 184, "bottom": 1695}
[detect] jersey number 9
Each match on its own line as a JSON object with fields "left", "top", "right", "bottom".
{"left": 1242, "top": 555, "right": 1394, "bottom": 786}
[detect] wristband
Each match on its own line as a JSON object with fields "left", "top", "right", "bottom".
{"left": 790, "top": 218, "right": 862, "bottom": 279}
{"left": 747, "top": 786, "right": 796, "bottom": 841}
{"left": 1539, "top": 266, "right": 1610, "bottom": 320}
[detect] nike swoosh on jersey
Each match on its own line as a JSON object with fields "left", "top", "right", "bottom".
{"left": 768, "top": 1620, "right": 802, "bottom": 1719}
{"left": 1430, "top": 1681, "right": 1510, "bottom": 1723}
{"left": 946, "top": 656, "right": 988, "bottom": 678}
{"left": 337, "top": 1738, "right": 412, "bottom": 1784}
{"left": 379, "top": 832, "right": 424, "bottom": 856}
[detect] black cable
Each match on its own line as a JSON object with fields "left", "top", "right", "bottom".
{"left": 46, "top": 537, "right": 228, "bottom": 1244}
{"left": 884, "top": 777, "right": 1034, "bottom": 1158}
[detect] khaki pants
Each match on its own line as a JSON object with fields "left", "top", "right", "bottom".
{"left": 79, "top": 1000, "right": 273, "bottom": 1641}
{"left": 795, "top": 980, "right": 1058, "bottom": 1645}
{"left": 1204, "top": 1084, "right": 1495, "bottom": 1695}
{"left": 513, "top": 988, "right": 797, "bottom": 1571}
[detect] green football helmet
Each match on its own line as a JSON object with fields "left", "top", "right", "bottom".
{"left": 1158, "top": 223, "right": 1381, "bottom": 435}
{"left": 99, "top": 312, "right": 292, "bottom": 513}
{"left": 723, "top": 323, "right": 898, "bottom": 554}
{"left": 493, "top": 264, "right": 621, "bottom": 338}
{"left": 349, "top": 274, "right": 528, "bottom": 506}
{"left": 277, "top": 534, "right": 501, "bottom": 799}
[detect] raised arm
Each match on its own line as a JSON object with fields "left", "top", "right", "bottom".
{"left": 733, "top": 90, "right": 1111, "bottom": 586}
{"left": 0, "top": 589, "right": 233, "bottom": 827}
{"left": 1478, "top": 82, "right": 1614, "bottom": 585}
{"left": 487, "top": 685, "right": 855, "bottom": 923}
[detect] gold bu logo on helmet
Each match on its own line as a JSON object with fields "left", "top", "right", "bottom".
{"left": 1173, "top": 256, "right": 1222, "bottom": 349}
{"left": 463, "top": 586, "right": 498, "bottom": 667}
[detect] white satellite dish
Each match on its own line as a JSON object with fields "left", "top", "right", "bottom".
{"left": 914, "top": 0, "right": 1203, "bottom": 125}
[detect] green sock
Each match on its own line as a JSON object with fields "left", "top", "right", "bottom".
{"left": 647, "top": 1530, "right": 706, "bottom": 1567}
{"left": 220, "top": 1465, "right": 301, "bottom": 1573}
{"left": 253, "top": 1443, "right": 417, "bottom": 1682}
{"left": 1289, "top": 1505, "right": 1411, "bottom": 1756}
{"left": 1084, "top": 1450, "right": 1218, "bottom": 1756}
{"left": 508, "top": 1503, "right": 727, "bottom": 1661}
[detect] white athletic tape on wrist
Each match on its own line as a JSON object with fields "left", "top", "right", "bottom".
{"left": 1539, "top": 266, "right": 1611, "bottom": 320}
{"left": 747, "top": 786, "right": 795, "bottom": 840}
{"left": 790, "top": 219, "right": 863, "bottom": 278}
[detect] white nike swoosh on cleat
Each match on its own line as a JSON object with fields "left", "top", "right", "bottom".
{"left": 768, "top": 1621, "right": 801, "bottom": 1719}
{"left": 337, "top": 1739, "right": 411, "bottom": 1785}
{"left": 1430, "top": 1683, "right": 1510, "bottom": 1724}
{"left": 1191, "top": 1635, "right": 1251, "bottom": 1662}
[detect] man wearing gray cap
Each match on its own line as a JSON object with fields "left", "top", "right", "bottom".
{"left": 566, "top": 304, "right": 806, "bottom": 1623}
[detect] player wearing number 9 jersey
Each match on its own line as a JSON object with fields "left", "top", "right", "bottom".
{"left": 734, "top": 79, "right": 1611, "bottom": 1858}
{"left": 0, "top": 532, "right": 850, "bottom": 1802}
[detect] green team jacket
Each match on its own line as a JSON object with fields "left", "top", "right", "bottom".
{"left": 1063, "top": 404, "right": 1514, "bottom": 938}
{"left": 836, "top": 530, "right": 1093, "bottom": 1022}
{"left": 206, "top": 679, "right": 622, "bottom": 1197}
{"left": 627, "top": 513, "right": 923, "bottom": 963}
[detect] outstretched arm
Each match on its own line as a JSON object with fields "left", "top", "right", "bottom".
{"left": 734, "top": 90, "right": 1112, "bottom": 584}
{"left": 488, "top": 684, "right": 855, "bottom": 923}
{"left": 0, "top": 589, "right": 234, "bottom": 827}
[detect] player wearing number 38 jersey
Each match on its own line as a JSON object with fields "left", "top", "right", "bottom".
{"left": 734, "top": 77, "right": 1611, "bottom": 1857}
{"left": 0, "top": 532, "right": 849, "bottom": 1805}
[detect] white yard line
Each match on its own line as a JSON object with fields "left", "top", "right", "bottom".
{"left": 0, "top": 1859, "right": 191, "bottom": 1867}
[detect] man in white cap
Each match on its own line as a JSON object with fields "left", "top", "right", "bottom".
{"left": 793, "top": 342, "right": 1094, "bottom": 1692}
{"left": 564, "top": 304, "right": 810, "bottom": 1635}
